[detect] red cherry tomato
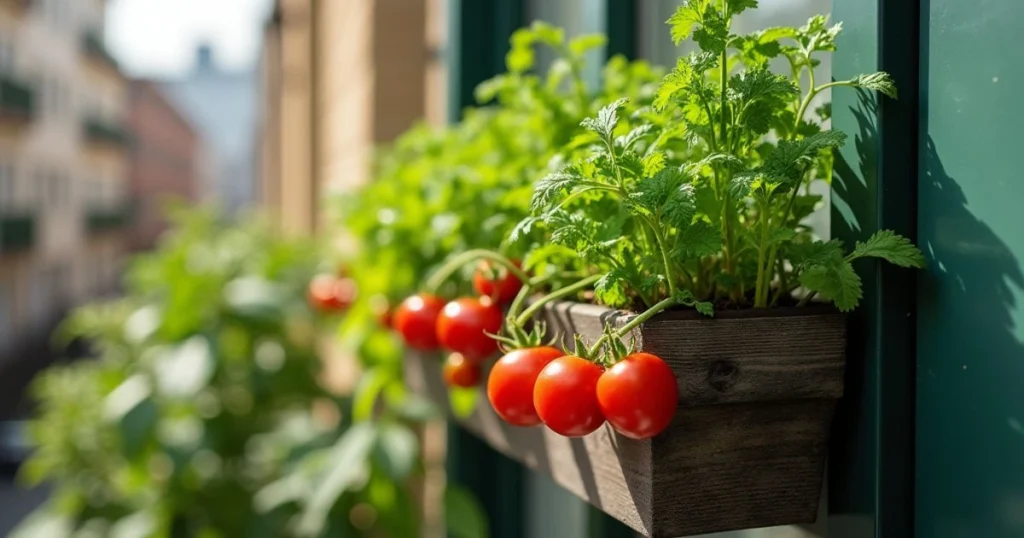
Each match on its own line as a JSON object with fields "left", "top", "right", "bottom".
{"left": 308, "top": 274, "right": 356, "bottom": 312}
{"left": 597, "top": 352, "right": 678, "bottom": 440}
{"left": 443, "top": 353, "right": 482, "bottom": 388}
{"left": 393, "top": 293, "right": 445, "bottom": 351}
{"left": 533, "top": 356, "right": 605, "bottom": 437}
{"left": 435, "top": 297, "right": 503, "bottom": 361}
{"left": 472, "top": 259, "right": 523, "bottom": 304}
{"left": 487, "top": 346, "right": 564, "bottom": 427}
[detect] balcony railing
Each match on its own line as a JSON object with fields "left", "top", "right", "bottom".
{"left": 0, "top": 74, "right": 35, "bottom": 121}
{"left": 82, "top": 116, "right": 130, "bottom": 147}
{"left": 0, "top": 214, "right": 35, "bottom": 253}
{"left": 81, "top": 31, "right": 119, "bottom": 70}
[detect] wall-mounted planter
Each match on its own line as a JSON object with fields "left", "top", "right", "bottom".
{"left": 404, "top": 301, "right": 845, "bottom": 538}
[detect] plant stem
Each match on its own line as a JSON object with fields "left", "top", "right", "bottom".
{"left": 640, "top": 215, "right": 677, "bottom": 300}
{"left": 754, "top": 199, "right": 771, "bottom": 307}
{"left": 794, "top": 63, "right": 819, "bottom": 130}
{"left": 797, "top": 290, "right": 818, "bottom": 307}
{"left": 514, "top": 274, "right": 602, "bottom": 327}
{"left": 507, "top": 272, "right": 563, "bottom": 321}
{"left": 587, "top": 296, "right": 677, "bottom": 357}
{"left": 425, "top": 249, "right": 529, "bottom": 294}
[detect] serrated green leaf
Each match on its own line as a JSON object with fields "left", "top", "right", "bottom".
{"left": 654, "top": 53, "right": 716, "bottom": 111}
{"left": 617, "top": 124, "right": 653, "bottom": 151}
{"left": 850, "top": 71, "right": 898, "bottom": 99}
{"left": 800, "top": 254, "right": 862, "bottom": 312}
{"left": 642, "top": 152, "right": 666, "bottom": 177}
{"left": 695, "top": 301, "right": 715, "bottom": 316}
{"left": 726, "top": 0, "right": 759, "bottom": 15}
{"left": 849, "top": 230, "right": 926, "bottom": 267}
{"left": 685, "top": 152, "right": 744, "bottom": 175}
{"left": 595, "top": 270, "right": 630, "bottom": 308}
{"left": 509, "top": 215, "right": 540, "bottom": 243}
{"left": 759, "top": 130, "right": 848, "bottom": 188}
{"left": 768, "top": 228, "right": 797, "bottom": 246}
{"left": 675, "top": 220, "right": 722, "bottom": 258}
{"left": 531, "top": 169, "right": 584, "bottom": 212}
{"left": 581, "top": 98, "right": 628, "bottom": 141}
{"left": 617, "top": 151, "right": 645, "bottom": 178}
{"left": 692, "top": 10, "right": 729, "bottom": 52}
{"left": 667, "top": 1, "right": 709, "bottom": 45}
{"left": 790, "top": 239, "right": 845, "bottom": 269}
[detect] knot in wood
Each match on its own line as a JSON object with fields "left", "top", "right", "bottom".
{"left": 707, "top": 360, "right": 739, "bottom": 392}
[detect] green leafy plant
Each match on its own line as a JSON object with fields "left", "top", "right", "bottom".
{"left": 12, "top": 208, "right": 474, "bottom": 538}
{"left": 516, "top": 2, "right": 923, "bottom": 315}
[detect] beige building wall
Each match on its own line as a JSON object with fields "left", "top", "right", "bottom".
{"left": 0, "top": 0, "right": 128, "bottom": 361}
{"left": 259, "top": 0, "right": 446, "bottom": 234}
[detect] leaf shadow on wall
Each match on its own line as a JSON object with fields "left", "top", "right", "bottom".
{"left": 828, "top": 89, "right": 1024, "bottom": 536}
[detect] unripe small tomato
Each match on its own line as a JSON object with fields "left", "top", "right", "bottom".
{"left": 308, "top": 274, "right": 356, "bottom": 312}
{"left": 443, "top": 353, "right": 482, "bottom": 388}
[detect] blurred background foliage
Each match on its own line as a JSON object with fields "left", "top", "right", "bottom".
{"left": 12, "top": 23, "right": 668, "bottom": 538}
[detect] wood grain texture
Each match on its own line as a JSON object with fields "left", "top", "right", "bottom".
{"left": 404, "top": 302, "right": 845, "bottom": 538}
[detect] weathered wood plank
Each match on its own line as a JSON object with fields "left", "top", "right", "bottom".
{"left": 404, "top": 301, "right": 845, "bottom": 538}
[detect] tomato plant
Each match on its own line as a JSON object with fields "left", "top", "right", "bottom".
{"left": 533, "top": 355, "right": 606, "bottom": 437}
{"left": 597, "top": 352, "right": 678, "bottom": 440}
{"left": 393, "top": 293, "right": 446, "bottom": 351}
{"left": 487, "top": 346, "right": 564, "bottom": 426}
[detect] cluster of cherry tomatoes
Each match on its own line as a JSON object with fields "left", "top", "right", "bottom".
{"left": 391, "top": 260, "right": 518, "bottom": 387}
{"left": 390, "top": 260, "right": 679, "bottom": 441}
{"left": 307, "top": 271, "right": 358, "bottom": 313}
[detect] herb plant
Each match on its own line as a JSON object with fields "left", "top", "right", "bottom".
{"left": 518, "top": 2, "right": 925, "bottom": 314}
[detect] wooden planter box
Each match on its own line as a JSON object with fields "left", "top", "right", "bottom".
{"left": 404, "top": 301, "right": 846, "bottom": 538}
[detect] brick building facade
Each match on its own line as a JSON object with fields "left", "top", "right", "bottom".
{"left": 126, "top": 80, "right": 199, "bottom": 251}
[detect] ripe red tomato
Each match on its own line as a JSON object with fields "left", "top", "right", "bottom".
{"left": 393, "top": 293, "right": 445, "bottom": 351}
{"left": 308, "top": 274, "right": 356, "bottom": 312}
{"left": 443, "top": 353, "right": 482, "bottom": 388}
{"left": 487, "top": 346, "right": 564, "bottom": 427}
{"left": 472, "top": 259, "right": 523, "bottom": 304}
{"left": 533, "top": 356, "right": 605, "bottom": 437}
{"left": 597, "top": 352, "right": 678, "bottom": 440}
{"left": 435, "top": 297, "right": 503, "bottom": 361}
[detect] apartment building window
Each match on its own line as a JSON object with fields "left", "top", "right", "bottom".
{"left": 0, "top": 280, "right": 13, "bottom": 351}
{"left": 0, "top": 161, "right": 13, "bottom": 210}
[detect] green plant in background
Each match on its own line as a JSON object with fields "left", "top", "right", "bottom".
{"left": 11, "top": 207, "right": 466, "bottom": 538}
{"left": 335, "top": 23, "right": 667, "bottom": 413}
{"left": 519, "top": 2, "right": 924, "bottom": 315}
